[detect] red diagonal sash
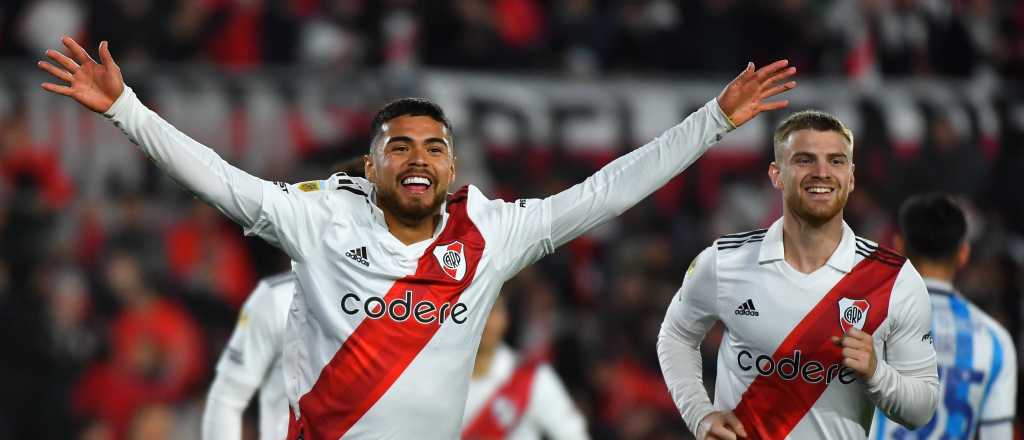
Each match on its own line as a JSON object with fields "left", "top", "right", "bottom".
{"left": 461, "top": 352, "right": 546, "bottom": 440}
{"left": 288, "top": 187, "right": 485, "bottom": 440}
{"left": 732, "top": 250, "right": 904, "bottom": 439}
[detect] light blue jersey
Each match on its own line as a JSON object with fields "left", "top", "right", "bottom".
{"left": 871, "top": 279, "right": 1017, "bottom": 439}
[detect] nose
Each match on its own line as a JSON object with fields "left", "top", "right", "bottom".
{"left": 407, "top": 145, "right": 428, "bottom": 165}
{"left": 813, "top": 161, "right": 830, "bottom": 178}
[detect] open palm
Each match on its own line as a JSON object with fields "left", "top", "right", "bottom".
{"left": 37, "top": 37, "right": 124, "bottom": 113}
{"left": 717, "top": 60, "right": 797, "bottom": 127}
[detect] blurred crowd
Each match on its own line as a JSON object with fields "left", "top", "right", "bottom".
{"left": 1, "top": 1, "right": 1023, "bottom": 440}
{"left": 1, "top": 0, "right": 1024, "bottom": 77}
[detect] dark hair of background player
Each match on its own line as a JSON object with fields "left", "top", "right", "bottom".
{"left": 897, "top": 193, "right": 967, "bottom": 262}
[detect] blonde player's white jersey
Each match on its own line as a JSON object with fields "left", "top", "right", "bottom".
{"left": 103, "top": 85, "right": 734, "bottom": 439}
{"left": 462, "top": 345, "right": 589, "bottom": 440}
{"left": 870, "top": 279, "right": 1017, "bottom": 440}
{"left": 659, "top": 219, "right": 940, "bottom": 440}
{"left": 206, "top": 273, "right": 294, "bottom": 440}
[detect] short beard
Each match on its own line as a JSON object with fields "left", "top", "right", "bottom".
{"left": 377, "top": 186, "right": 447, "bottom": 225}
{"left": 785, "top": 188, "right": 847, "bottom": 226}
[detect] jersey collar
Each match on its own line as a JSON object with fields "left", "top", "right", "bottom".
{"left": 923, "top": 277, "right": 956, "bottom": 295}
{"left": 758, "top": 218, "right": 857, "bottom": 273}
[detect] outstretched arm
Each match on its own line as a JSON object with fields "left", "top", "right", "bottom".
{"left": 38, "top": 37, "right": 319, "bottom": 260}
{"left": 546, "top": 61, "right": 796, "bottom": 248}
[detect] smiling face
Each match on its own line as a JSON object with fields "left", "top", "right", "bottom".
{"left": 365, "top": 115, "right": 455, "bottom": 224}
{"left": 770, "top": 129, "right": 855, "bottom": 226}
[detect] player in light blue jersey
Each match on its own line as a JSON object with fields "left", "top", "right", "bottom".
{"left": 871, "top": 193, "right": 1017, "bottom": 439}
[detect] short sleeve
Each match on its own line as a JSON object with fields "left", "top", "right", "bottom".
{"left": 882, "top": 262, "right": 937, "bottom": 371}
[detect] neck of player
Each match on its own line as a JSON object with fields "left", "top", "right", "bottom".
{"left": 910, "top": 260, "right": 957, "bottom": 284}
{"left": 781, "top": 211, "right": 844, "bottom": 274}
{"left": 383, "top": 209, "right": 442, "bottom": 245}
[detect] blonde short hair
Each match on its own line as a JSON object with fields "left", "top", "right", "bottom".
{"left": 773, "top": 110, "right": 854, "bottom": 162}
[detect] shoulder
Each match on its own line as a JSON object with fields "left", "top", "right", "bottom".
{"left": 714, "top": 228, "right": 767, "bottom": 252}
{"left": 854, "top": 236, "right": 907, "bottom": 268}
{"left": 969, "top": 303, "right": 1016, "bottom": 352}
{"left": 273, "top": 173, "right": 372, "bottom": 203}
{"left": 711, "top": 229, "right": 766, "bottom": 269}
{"left": 246, "top": 272, "right": 296, "bottom": 321}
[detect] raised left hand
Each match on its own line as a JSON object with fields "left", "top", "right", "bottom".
{"left": 832, "top": 328, "right": 878, "bottom": 380}
{"left": 716, "top": 60, "right": 797, "bottom": 127}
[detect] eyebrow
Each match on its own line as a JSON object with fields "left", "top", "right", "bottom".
{"left": 385, "top": 136, "right": 451, "bottom": 147}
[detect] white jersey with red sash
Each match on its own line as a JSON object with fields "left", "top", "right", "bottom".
{"left": 100, "top": 86, "right": 735, "bottom": 439}
{"left": 462, "top": 345, "right": 590, "bottom": 440}
{"left": 659, "top": 219, "right": 938, "bottom": 439}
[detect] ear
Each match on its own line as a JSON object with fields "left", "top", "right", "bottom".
{"left": 449, "top": 155, "right": 457, "bottom": 185}
{"left": 849, "top": 162, "right": 856, "bottom": 193}
{"left": 893, "top": 235, "right": 905, "bottom": 254}
{"left": 769, "top": 162, "right": 782, "bottom": 190}
{"left": 363, "top": 154, "right": 376, "bottom": 183}
{"left": 956, "top": 241, "right": 971, "bottom": 270}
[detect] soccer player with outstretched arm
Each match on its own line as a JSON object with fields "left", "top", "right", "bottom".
{"left": 870, "top": 194, "right": 1016, "bottom": 439}
{"left": 38, "top": 37, "right": 795, "bottom": 440}
{"left": 658, "top": 112, "right": 940, "bottom": 439}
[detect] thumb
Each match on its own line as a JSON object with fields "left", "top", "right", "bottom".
{"left": 99, "top": 41, "right": 117, "bottom": 68}
{"left": 742, "top": 62, "right": 755, "bottom": 77}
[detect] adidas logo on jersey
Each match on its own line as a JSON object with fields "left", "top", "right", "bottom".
{"left": 346, "top": 247, "right": 369, "bottom": 267}
{"left": 734, "top": 299, "right": 759, "bottom": 316}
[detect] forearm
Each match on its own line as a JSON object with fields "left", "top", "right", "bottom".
{"left": 866, "top": 359, "right": 939, "bottom": 429}
{"left": 657, "top": 326, "right": 716, "bottom": 436}
{"left": 201, "top": 374, "right": 257, "bottom": 440}
{"left": 104, "top": 86, "right": 266, "bottom": 227}
{"left": 548, "top": 98, "right": 733, "bottom": 247}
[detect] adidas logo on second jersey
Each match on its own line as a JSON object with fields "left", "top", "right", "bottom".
{"left": 346, "top": 246, "right": 370, "bottom": 267}
{"left": 735, "top": 299, "right": 759, "bottom": 316}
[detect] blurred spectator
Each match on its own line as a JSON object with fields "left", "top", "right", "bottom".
{"left": 73, "top": 250, "right": 205, "bottom": 440}
{"left": 164, "top": 200, "right": 256, "bottom": 308}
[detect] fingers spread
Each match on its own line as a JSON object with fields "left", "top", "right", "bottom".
{"left": 37, "top": 61, "right": 73, "bottom": 83}
{"left": 41, "top": 82, "right": 73, "bottom": 96}
{"left": 758, "top": 100, "right": 789, "bottom": 111}
{"left": 755, "top": 59, "right": 789, "bottom": 79}
{"left": 761, "top": 81, "right": 797, "bottom": 99}
{"left": 764, "top": 66, "right": 797, "bottom": 87}
{"left": 46, "top": 49, "right": 80, "bottom": 72}
{"left": 62, "top": 36, "right": 96, "bottom": 65}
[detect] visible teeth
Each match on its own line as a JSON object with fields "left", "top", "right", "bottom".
{"left": 402, "top": 176, "right": 431, "bottom": 186}
{"left": 807, "top": 187, "right": 832, "bottom": 193}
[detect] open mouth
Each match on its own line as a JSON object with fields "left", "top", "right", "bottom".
{"left": 804, "top": 185, "right": 835, "bottom": 198}
{"left": 400, "top": 175, "right": 433, "bottom": 195}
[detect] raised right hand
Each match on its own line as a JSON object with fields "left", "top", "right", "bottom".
{"left": 698, "top": 410, "right": 748, "bottom": 440}
{"left": 37, "top": 36, "right": 124, "bottom": 113}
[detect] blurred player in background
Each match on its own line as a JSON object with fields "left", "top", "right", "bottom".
{"left": 201, "top": 272, "right": 294, "bottom": 440}
{"left": 462, "top": 295, "right": 588, "bottom": 440}
{"left": 36, "top": 36, "right": 795, "bottom": 439}
{"left": 870, "top": 194, "right": 1017, "bottom": 439}
{"left": 659, "top": 111, "right": 939, "bottom": 439}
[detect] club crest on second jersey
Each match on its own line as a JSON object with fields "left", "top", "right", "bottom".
{"left": 433, "top": 241, "right": 467, "bottom": 281}
{"left": 838, "top": 297, "right": 870, "bottom": 334}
